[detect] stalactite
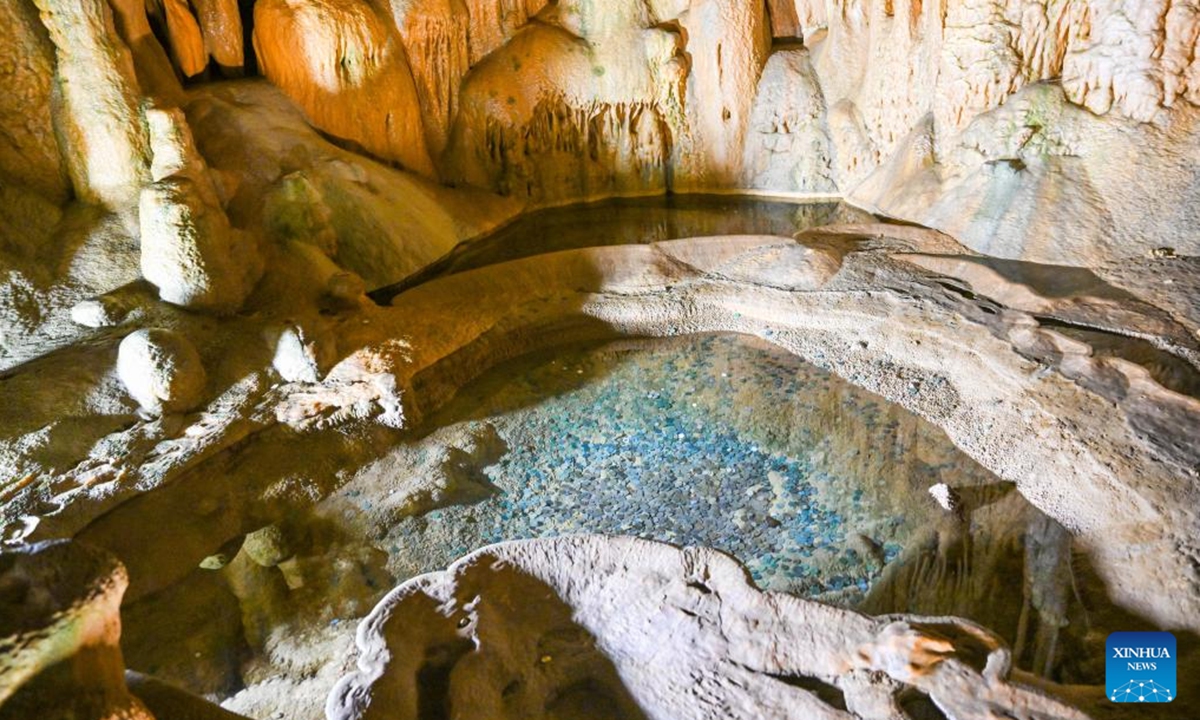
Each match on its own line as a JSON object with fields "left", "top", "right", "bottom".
{"left": 406, "top": 13, "right": 469, "bottom": 156}
{"left": 107, "top": 0, "right": 184, "bottom": 102}
{"left": 471, "top": 93, "right": 673, "bottom": 202}
{"left": 192, "top": 0, "right": 245, "bottom": 72}
{"left": 161, "top": 0, "right": 208, "bottom": 77}
{"left": 465, "top": 0, "right": 547, "bottom": 63}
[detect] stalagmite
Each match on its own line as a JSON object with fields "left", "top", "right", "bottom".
{"left": 117, "top": 327, "right": 208, "bottom": 415}
{"left": 139, "top": 107, "right": 263, "bottom": 312}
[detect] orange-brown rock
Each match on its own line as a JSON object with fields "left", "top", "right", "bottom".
{"left": 107, "top": 0, "right": 185, "bottom": 102}
{"left": 464, "top": 0, "right": 546, "bottom": 63}
{"left": 253, "top": 0, "right": 436, "bottom": 177}
{"left": 161, "top": 0, "right": 209, "bottom": 77}
{"left": 381, "top": 0, "right": 469, "bottom": 156}
{"left": 0, "top": 0, "right": 69, "bottom": 201}
{"left": 193, "top": 0, "right": 245, "bottom": 72}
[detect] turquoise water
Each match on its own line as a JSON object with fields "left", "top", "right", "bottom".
{"left": 386, "top": 333, "right": 998, "bottom": 599}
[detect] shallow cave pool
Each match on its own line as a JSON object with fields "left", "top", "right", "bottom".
{"left": 371, "top": 195, "right": 874, "bottom": 300}
{"left": 369, "top": 333, "right": 1002, "bottom": 601}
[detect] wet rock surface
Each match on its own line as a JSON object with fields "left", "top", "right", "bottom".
{"left": 371, "top": 194, "right": 871, "bottom": 300}
{"left": 1, "top": 226, "right": 1196, "bottom": 718}
{"left": 329, "top": 535, "right": 1093, "bottom": 720}
{"left": 2, "top": 0, "right": 1200, "bottom": 716}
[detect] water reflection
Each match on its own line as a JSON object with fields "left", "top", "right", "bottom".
{"left": 372, "top": 195, "right": 873, "bottom": 300}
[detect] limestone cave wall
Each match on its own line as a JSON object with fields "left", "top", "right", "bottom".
{"left": 230, "top": 0, "right": 1200, "bottom": 260}
{"left": 6, "top": 0, "right": 1200, "bottom": 265}
{"left": 3, "top": 3, "right": 1200, "bottom": 715}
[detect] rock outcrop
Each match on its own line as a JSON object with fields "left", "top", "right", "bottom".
{"left": 252, "top": 0, "right": 437, "bottom": 177}
{"left": 329, "top": 535, "right": 1089, "bottom": 720}
{"left": 0, "top": 0, "right": 68, "bottom": 202}
{"left": 30, "top": 0, "right": 150, "bottom": 210}
{"left": 443, "top": 0, "right": 776, "bottom": 203}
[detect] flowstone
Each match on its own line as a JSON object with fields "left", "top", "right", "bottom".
{"left": 328, "top": 535, "right": 1090, "bottom": 720}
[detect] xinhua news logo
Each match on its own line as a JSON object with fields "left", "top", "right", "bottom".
{"left": 1107, "top": 631, "right": 1176, "bottom": 703}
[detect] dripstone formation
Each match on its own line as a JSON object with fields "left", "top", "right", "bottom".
{"left": 1, "top": 0, "right": 1198, "bottom": 718}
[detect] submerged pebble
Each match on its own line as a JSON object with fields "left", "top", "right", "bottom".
{"left": 388, "top": 334, "right": 997, "bottom": 599}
